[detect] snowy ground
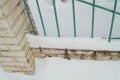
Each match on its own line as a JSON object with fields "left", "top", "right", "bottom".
{"left": 28, "top": 0, "right": 120, "bottom": 38}
{"left": 0, "top": 57, "right": 120, "bottom": 80}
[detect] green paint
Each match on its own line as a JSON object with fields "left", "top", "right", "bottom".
{"left": 72, "top": 0, "right": 76, "bottom": 37}
{"left": 77, "top": 0, "right": 120, "bottom": 15}
{"left": 91, "top": 0, "right": 95, "bottom": 38}
{"left": 108, "top": 0, "right": 117, "bottom": 42}
{"left": 53, "top": 0, "right": 61, "bottom": 37}
{"left": 36, "top": 0, "right": 47, "bottom": 36}
{"left": 23, "top": 0, "right": 36, "bottom": 35}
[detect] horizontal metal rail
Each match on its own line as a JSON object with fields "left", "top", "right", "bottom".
{"left": 111, "top": 37, "right": 120, "bottom": 39}
{"left": 77, "top": 0, "right": 120, "bottom": 15}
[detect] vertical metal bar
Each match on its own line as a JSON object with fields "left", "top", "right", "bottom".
{"left": 36, "top": 0, "right": 47, "bottom": 36}
{"left": 53, "top": 0, "right": 61, "bottom": 37}
{"left": 23, "top": 0, "right": 36, "bottom": 35}
{"left": 72, "top": 0, "right": 76, "bottom": 37}
{"left": 91, "top": 0, "right": 95, "bottom": 38}
{"left": 108, "top": 0, "right": 117, "bottom": 42}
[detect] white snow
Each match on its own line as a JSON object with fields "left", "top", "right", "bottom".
{"left": 28, "top": 0, "right": 120, "bottom": 37}
{"left": 26, "top": 34, "right": 120, "bottom": 51}
{"left": 0, "top": 57, "right": 120, "bottom": 80}
{"left": 1, "top": 1, "right": 120, "bottom": 80}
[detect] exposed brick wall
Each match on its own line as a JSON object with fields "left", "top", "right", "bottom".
{"left": 31, "top": 48, "right": 120, "bottom": 61}
{"left": 0, "top": 0, "right": 35, "bottom": 74}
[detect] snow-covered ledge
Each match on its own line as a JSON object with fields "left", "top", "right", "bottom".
{"left": 27, "top": 34, "right": 120, "bottom": 60}
{"left": 27, "top": 34, "right": 120, "bottom": 51}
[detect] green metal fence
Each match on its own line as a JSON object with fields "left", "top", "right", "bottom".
{"left": 23, "top": 0, "right": 120, "bottom": 42}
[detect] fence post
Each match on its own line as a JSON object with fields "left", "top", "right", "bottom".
{"left": 23, "top": 0, "right": 36, "bottom": 35}
{"left": 72, "top": 0, "right": 76, "bottom": 37}
{"left": 91, "top": 0, "right": 95, "bottom": 38}
{"left": 53, "top": 0, "right": 61, "bottom": 37}
{"left": 36, "top": 0, "right": 47, "bottom": 36}
{"left": 108, "top": 0, "right": 117, "bottom": 42}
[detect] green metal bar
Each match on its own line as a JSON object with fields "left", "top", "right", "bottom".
{"left": 36, "top": 0, "right": 47, "bottom": 36}
{"left": 91, "top": 0, "right": 95, "bottom": 38}
{"left": 108, "top": 0, "right": 117, "bottom": 42}
{"left": 111, "top": 37, "right": 120, "bottom": 39}
{"left": 53, "top": 0, "right": 61, "bottom": 37}
{"left": 77, "top": 0, "right": 120, "bottom": 15}
{"left": 23, "top": 0, "right": 36, "bottom": 35}
{"left": 72, "top": 0, "right": 76, "bottom": 37}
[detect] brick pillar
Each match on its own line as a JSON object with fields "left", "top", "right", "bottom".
{"left": 0, "top": 0, "right": 35, "bottom": 74}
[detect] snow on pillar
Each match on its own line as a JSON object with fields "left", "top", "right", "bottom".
{"left": 0, "top": 0, "right": 35, "bottom": 74}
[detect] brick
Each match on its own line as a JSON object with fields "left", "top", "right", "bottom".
{"left": 70, "top": 54, "right": 80, "bottom": 59}
{"left": 110, "top": 52, "right": 120, "bottom": 56}
{"left": 111, "top": 56, "right": 120, "bottom": 60}
{"left": 11, "top": 9, "right": 26, "bottom": 30}
{"left": 0, "top": 28, "right": 14, "bottom": 37}
{"left": 0, "top": 57, "right": 28, "bottom": 62}
{"left": 0, "top": 40, "right": 27, "bottom": 51}
{"left": 42, "top": 49, "right": 65, "bottom": 54}
{"left": 97, "top": 56, "right": 111, "bottom": 60}
{"left": 0, "top": 11, "right": 25, "bottom": 38}
{"left": 57, "top": 54, "right": 65, "bottom": 58}
{"left": 2, "top": 66, "right": 23, "bottom": 71}
{"left": 0, "top": 2, "right": 24, "bottom": 30}
{"left": 0, "top": 50, "right": 27, "bottom": 57}
{"left": 31, "top": 48, "right": 41, "bottom": 54}
{"left": 76, "top": 50, "right": 93, "bottom": 55}
{"left": 68, "top": 50, "right": 76, "bottom": 54}
{"left": 6, "top": 7, "right": 24, "bottom": 29}
{"left": 2, "top": 61, "right": 35, "bottom": 72}
{"left": 31, "top": 48, "right": 47, "bottom": 57}
{"left": 0, "top": 38, "right": 18, "bottom": 45}
{"left": 3, "top": 62, "right": 35, "bottom": 72}
{"left": 96, "top": 51, "right": 111, "bottom": 56}
{"left": 0, "top": 53, "right": 34, "bottom": 67}
{"left": 0, "top": 0, "right": 7, "bottom": 7}
{"left": 0, "top": 0, "right": 21, "bottom": 18}
{"left": 0, "top": 62, "right": 31, "bottom": 67}
{"left": 95, "top": 51, "right": 111, "bottom": 60}
{"left": 12, "top": 15, "right": 26, "bottom": 36}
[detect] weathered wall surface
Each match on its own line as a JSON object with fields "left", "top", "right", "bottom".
{"left": 0, "top": 0, "right": 35, "bottom": 74}
{"left": 0, "top": 0, "right": 120, "bottom": 75}
{"left": 31, "top": 48, "right": 120, "bottom": 61}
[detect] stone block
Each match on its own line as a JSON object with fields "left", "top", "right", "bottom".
{"left": 110, "top": 52, "right": 120, "bottom": 56}
{"left": 0, "top": 0, "right": 21, "bottom": 18}
{"left": 2, "top": 62, "right": 35, "bottom": 72}
{"left": 70, "top": 54, "right": 80, "bottom": 59}
{"left": 111, "top": 56, "right": 120, "bottom": 60}
{"left": 0, "top": 0, "right": 7, "bottom": 7}
{"left": 76, "top": 50, "right": 93, "bottom": 55}
{"left": 0, "top": 57, "right": 28, "bottom": 62}
{"left": 97, "top": 56, "right": 111, "bottom": 60}
{"left": 0, "top": 50, "right": 27, "bottom": 57}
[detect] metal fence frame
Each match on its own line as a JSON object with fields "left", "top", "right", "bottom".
{"left": 23, "top": 0, "right": 119, "bottom": 42}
